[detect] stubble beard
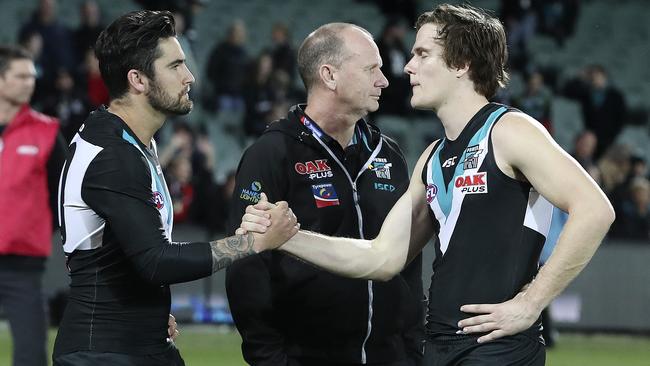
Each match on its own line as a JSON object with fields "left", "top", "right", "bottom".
{"left": 147, "top": 80, "right": 193, "bottom": 116}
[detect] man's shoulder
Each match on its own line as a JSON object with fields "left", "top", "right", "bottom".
{"left": 243, "top": 121, "right": 295, "bottom": 157}
{"left": 80, "top": 142, "right": 151, "bottom": 191}
{"left": 15, "top": 106, "right": 59, "bottom": 129}
{"left": 380, "top": 133, "right": 405, "bottom": 155}
{"left": 76, "top": 114, "right": 138, "bottom": 153}
{"left": 28, "top": 109, "right": 58, "bottom": 125}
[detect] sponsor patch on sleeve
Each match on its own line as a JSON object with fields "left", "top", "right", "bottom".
{"left": 239, "top": 181, "right": 263, "bottom": 203}
{"left": 311, "top": 183, "right": 340, "bottom": 208}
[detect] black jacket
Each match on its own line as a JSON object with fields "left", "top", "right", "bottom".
{"left": 226, "top": 105, "right": 424, "bottom": 365}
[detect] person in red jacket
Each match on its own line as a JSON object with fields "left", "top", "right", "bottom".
{"left": 0, "top": 45, "right": 66, "bottom": 366}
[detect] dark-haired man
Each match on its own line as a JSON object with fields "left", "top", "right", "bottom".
{"left": 0, "top": 45, "right": 66, "bottom": 366}
{"left": 53, "top": 10, "right": 297, "bottom": 366}
{"left": 226, "top": 23, "right": 423, "bottom": 366}
{"left": 240, "top": 4, "right": 614, "bottom": 365}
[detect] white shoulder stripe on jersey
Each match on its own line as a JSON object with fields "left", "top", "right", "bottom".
{"left": 61, "top": 136, "right": 105, "bottom": 253}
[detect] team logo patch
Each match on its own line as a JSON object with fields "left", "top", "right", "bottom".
{"left": 152, "top": 191, "right": 165, "bottom": 209}
{"left": 295, "top": 159, "right": 333, "bottom": 180}
{"left": 462, "top": 144, "right": 484, "bottom": 170}
{"left": 426, "top": 184, "right": 438, "bottom": 203}
{"left": 240, "top": 181, "right": 263, "bottom": 203}
{"left": 454, "top": 172, "right": 488, "bottom": 194}
{"left": 369, "top": 157, "right": 392, "bottom": 179}
{"left": 311, "top": 183, "right": 340, "bottom": 208}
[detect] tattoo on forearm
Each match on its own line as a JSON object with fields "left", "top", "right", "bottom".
{"left": 209, "top": 233, "right": 255, "bottom": 272}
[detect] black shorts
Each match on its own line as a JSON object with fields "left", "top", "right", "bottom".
{"left": 53, "top": 345, "right": 185, "bottom": 366}
{"left": 423, "top": 333, "right": 545, "bottom": 366}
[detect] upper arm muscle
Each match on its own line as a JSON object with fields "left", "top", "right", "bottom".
{"left": 492, "top": 113, "right": 606, "bottom": 212}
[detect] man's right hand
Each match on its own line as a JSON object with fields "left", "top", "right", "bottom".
{"left": 240, "top": 193, "right": 300, "bottom": 251}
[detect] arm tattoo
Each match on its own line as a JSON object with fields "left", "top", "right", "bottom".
{"left": 209, "top": 233, "right": 256, "bottom": 272}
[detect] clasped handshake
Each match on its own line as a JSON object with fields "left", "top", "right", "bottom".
{"left": 236, "top": 193, "right": 301, "bottom": 252}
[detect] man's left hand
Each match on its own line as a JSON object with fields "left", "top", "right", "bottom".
{"left": 457, "top": 292, "right": 541, "bottom": 343}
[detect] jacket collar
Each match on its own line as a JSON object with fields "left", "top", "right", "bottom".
{"left": 265, "top": 104, "right": 381, "bottom": 151}
{"left": 5, "top": 104, "right": 34, "bottom": 132}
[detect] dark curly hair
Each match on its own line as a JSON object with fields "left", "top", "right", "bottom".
{"left": 95, "top": 10, "right": 176, "bottom": 100}
{"left": 416, "top": 4, "right": 509, "bottom": 98}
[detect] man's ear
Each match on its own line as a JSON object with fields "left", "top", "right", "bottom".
{"left": 126, "top": 69, "right": 148, "bottom": 94}
{"left": 319, "top": 64, "right": 337, "bottom": 91}
{"left": 455, "top": 63, "right": 470, "bottom": 79}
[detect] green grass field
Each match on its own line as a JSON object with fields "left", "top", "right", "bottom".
{"left": 2, "top": 324, "right": 649, "bottom": 365}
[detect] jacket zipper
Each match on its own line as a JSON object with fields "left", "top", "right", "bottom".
{"left": 310, "top": 133, "right": 383, "bottom": 364}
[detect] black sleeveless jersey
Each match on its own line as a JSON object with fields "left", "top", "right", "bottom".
{"left": 420, "top": 103, "right": 553, "bottom": 337}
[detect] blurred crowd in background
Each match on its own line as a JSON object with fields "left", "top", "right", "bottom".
{"left": 9, "top": 0, "right": 650, "bottom": 242}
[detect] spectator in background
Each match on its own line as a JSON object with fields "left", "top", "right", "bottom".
{"left": 80, "top": 49, "right": 109, "bottom": 108}
{"left": 564, "top": 64, "right": 627, "bottom": 159}
{"left": 206, "top": 19, "right": 249, "bottom": 113}
{"left": 207, "top": 170, "right": 237, "bottom": 234}
{"left": 243, "top": 52, "right": 275, "bottom": 137}
{"left": 19, "top": 0, "right": 75, "bottom": 103}
{"left": 598, "top": 144, "right": 631, "bottom": 216}
{"left": 269, "top": 22, "right": 296, "bottom": 83}
{"left": 499, "top": 0, "right": 537, "bottom": 72}
{"left": 376, "top": 18, "right": 411, "bottom": 116}
{"left": 536, "top": 0, "right": 580, "bottom": 47}
{"left": 0, "top": 45, "right": 67, "bottom": 366}
{"left": 630, "top": 155, "right": 648, "bottom": 180}
{"left": 41, "top": 68, "right": 91, "bottom": 142}
{"left": 159, "top": 121, "right": 221, "bottom": 230}
{"left": 368, "top": 0, "right": 418, "bottom": 25}
{"left": 165, "top": 155, "right": 195, "bottom": 223}
{"left": 133, "top": 0, "right": 205, "bottom": 40}
{"left": 160, "top": 120, "right": 197, "bottom": 168}
{"left": 572, "top": 130, "right": 600, "bottom": 182}
{"left": 513, "top": 70, "right": 553, "bottom": 133}
{"left": 17, "top": 31, "right": 46, "bottom": 104}
{"left": 610, "top": 177, "right": 650, "bottom": 241}
{"left": 73, "top": 0, "right": 104, "bottom": 71}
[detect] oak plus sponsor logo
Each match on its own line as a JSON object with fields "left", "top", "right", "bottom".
{"left": 454, "top": 172, "right": 488, "bottom": 194}
{"left": 369, "top": 157, "right": 392, "bottom": 179}
{"left": 240, "top": 181, "right": 263, "bottom": 203}
{"left": 295, "top": 159, "right": 333, "bottom": 180}
{"left": 426, "top": 183, "right": 438, "bottom": 203}
{"left": 462, "top": 144, "right": 484, "bottom": 170}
